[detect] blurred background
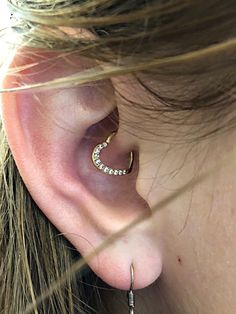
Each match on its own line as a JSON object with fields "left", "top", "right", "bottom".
{"left": 0, "top": 2, "right": 11, "bottom": 29}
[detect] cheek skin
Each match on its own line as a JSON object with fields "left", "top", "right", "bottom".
{"left": 136, "top": 129, "right": 236, "bottom": 313}
{"left": 110, "top": 70, "right": 236, "bottom": 312}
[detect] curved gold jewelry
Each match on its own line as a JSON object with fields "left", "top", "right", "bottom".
{"left": 91, "top": 131, "right": 134, "bottom": 176}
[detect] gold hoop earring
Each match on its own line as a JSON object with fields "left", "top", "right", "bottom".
{"left": 91, "top": 131, "right": 134, "bottom": 176}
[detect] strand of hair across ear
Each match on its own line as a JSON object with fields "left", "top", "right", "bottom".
{"left": 1, "top": 37, "right": 236, "bottom": 94}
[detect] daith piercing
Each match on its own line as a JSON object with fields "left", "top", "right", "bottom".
{"left": 91, "top": 131, "right": 134, "bottom": 176}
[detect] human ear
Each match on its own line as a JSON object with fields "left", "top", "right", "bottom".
{"left": 0, "top": 49, "right": 162, "bottom": 290}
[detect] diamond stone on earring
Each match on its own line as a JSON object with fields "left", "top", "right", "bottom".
{"left": 91, "top": 131, "right": 134, "bottom": 176}
{"left": 95, "top": 159, "right": 101, "bottom": 165}
{"left": 104, "top": 167, "right": 109, "bottom": 173}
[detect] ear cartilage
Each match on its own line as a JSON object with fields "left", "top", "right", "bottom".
{"left": 91, "top": 131, "right": 134, "bottom": 176}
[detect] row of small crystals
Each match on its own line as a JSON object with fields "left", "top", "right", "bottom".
{"left": 92, "top": 142, "right": 128, "bottom": 175}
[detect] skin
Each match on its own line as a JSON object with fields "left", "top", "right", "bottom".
{"left": 1, "top": 48, "right": 236, "bottom": 314}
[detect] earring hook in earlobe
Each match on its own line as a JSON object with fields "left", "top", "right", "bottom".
{"left": 127, "top": 263, "right": 135, "bottom": 313}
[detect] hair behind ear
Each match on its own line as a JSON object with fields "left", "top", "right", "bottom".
{"left": 0, "top": 123, "right": 101, "bottom": 313}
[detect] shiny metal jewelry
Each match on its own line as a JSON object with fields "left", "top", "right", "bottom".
{"left": 127, "top": 263, "right": 135, "bottom": 314}
{"left": 91, "top": 131, "right": 134, "bottom": 175}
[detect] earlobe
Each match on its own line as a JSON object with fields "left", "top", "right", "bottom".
{"left": 0, "top": 49, "right": 162, "bottom": 290}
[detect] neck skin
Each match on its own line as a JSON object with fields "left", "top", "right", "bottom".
{"left": 98, "top": 75, "right": 236, "bottom": 314}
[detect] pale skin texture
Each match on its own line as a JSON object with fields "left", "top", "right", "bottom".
{"left": 1, "top": 49, "right": 236, "bottom": 314}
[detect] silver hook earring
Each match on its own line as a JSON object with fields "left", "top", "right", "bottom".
{"left": 127, "top": 263, "right": 135, "bottom": 313}
{"left": 91, "top": 131, "right": 134, "bottom": 175}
